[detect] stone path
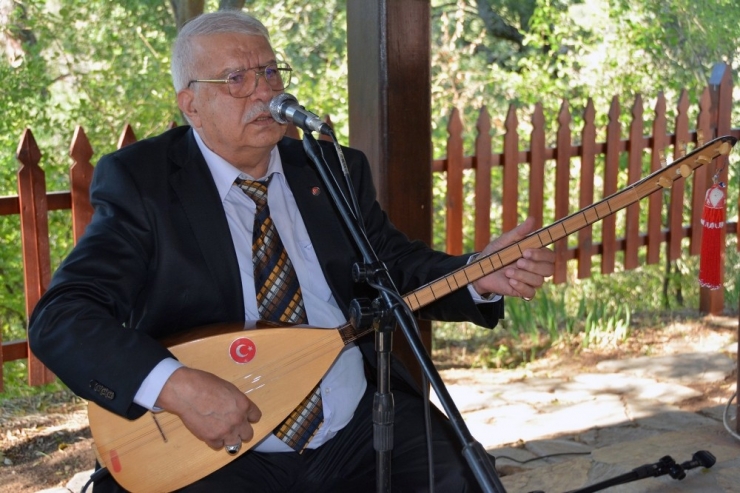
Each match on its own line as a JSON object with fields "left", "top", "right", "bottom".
{"left": 432, "top": 346, "right": 739, "bottom": 492}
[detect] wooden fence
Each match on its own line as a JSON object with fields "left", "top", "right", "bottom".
{"left": 0, "top": 63, "right": 738, "bottom": 391}
{"left": 434, "top": 63, "right": 738, "bottom": 313}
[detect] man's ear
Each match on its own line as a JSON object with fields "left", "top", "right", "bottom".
{"left": 177, "top": 89, "right": 201, "bottom": 128}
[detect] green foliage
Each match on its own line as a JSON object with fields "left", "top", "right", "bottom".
{"left": 609, "top": 0, "right": 740, "bottom": 89}
{"left": 3, "top": 1, "right": 178, "bottom": 174}
{"left": 0, "top": 361, "right": 67, "bottom": 401}
{"left": 431, "top": 0, "right": 740, "bottom": 149}
{"left": 1, "top": 1, "right": 180, "bottom": 376}
{"left": 28, "top": 0, "right": 180, "bottom": 149}
{"left": 0, "top": 216, "right": 26, "bottom": 342}
{"left": 241, "top": 0, "right": 350, "bottom": 140}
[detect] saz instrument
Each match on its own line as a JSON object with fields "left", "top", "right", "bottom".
{"left": 87, "top": 135, "right": 736, "bottom": 492}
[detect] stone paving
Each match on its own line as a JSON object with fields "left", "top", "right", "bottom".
{"left": 41, "top": 327, "right": 739, "bottom": 493}
{"left": 432, "top": 347, "right": 739, "bottom": 492}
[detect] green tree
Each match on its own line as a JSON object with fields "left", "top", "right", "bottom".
{"left": 431, "top": 0, "right": 740, "bottom": 136}
{"left": 0, "top": 1, "right": 180, "bottom": 348}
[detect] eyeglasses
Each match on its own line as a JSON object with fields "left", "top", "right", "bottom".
{"left": 187, "top": 63, "right": 293, "bottom": 98}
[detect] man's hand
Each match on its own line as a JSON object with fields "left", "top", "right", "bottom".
{"left": 472, "top": 217, "right": 555, "bottom": 301}
{"left": 155, "top": 367, "right": 262, "bottom": 450}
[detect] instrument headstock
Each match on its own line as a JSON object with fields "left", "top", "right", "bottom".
{"left": 655, "top": 136, "right": 736, "bottom": 189}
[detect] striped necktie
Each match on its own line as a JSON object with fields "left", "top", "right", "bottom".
{"left": 235, "top": 176, "right": 323, "bottom": 452}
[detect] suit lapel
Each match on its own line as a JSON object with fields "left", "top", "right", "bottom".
{"left": 168, "top": 130, "right": 244, "bottom": 319}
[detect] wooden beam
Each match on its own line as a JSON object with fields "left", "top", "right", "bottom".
{"left": 347, "top": 0, "right": 432, "bottom": 385}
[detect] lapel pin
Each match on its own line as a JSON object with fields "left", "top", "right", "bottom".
{"left": 311, "top": 187, "right": 321, "bottom": 196}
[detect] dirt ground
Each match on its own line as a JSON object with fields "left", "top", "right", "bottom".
{"left": 0, "top": 314, "right": 736, "bottom": 493}
{"left": 0, "top": 392, "right": 92, "bottom": 493}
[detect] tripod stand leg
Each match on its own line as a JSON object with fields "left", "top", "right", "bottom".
{"left": 375, "top": 330, "right": 394, "bottom": 493}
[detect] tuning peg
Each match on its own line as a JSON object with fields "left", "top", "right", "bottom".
{"left": 679, "top": 164, "right": 692, "bottom": 178}
{"left": 659, "top": 150, "right": 667, "bottom": 167}
{"left": 658, "top": 176, "right": 673, "bottom": 189}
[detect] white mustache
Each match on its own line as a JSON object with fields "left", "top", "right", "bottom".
{"left": 243, "top": 102, "right": 271, "bottom": 123}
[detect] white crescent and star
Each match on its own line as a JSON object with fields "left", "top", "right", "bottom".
{"left": 235, "top": 344, "right": 254, "bottom": 357}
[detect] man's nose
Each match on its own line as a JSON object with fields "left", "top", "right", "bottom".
{"left": 252, "top": 72, "right": 275, "bottom": 99}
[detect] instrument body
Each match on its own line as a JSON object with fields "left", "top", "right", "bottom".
{"left": 88, "top": 325, "right": 345, "bottom": 492}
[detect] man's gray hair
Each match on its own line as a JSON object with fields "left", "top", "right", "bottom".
{"left": 171, "top": 10, "right": 271, "bottom": 92}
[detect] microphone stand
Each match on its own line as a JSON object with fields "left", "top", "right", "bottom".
{"left": 551, "top": 450, "right": 716, "bottom": 493}
{"left": 301, "top": 132, "right": 506, "bottom": 493}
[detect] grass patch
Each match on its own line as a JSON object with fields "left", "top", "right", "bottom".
{"left": 0, "top": 360, "right": 68, "bottom": 404}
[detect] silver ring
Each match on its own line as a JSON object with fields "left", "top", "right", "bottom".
{"left": 522, "top": 296, "right": 533, "bottom": 302}
{"left": 225, "top": 443, "right": 242, "bottom": 455}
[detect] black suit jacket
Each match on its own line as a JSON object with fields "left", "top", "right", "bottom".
{"left": 29, "top": 127, "right": 502, "bottom": 419}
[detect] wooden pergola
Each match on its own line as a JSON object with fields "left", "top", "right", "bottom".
{"left": 347, "top": 1, "right": 434, "bottom": 381}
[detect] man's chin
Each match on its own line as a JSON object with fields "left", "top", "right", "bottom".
{"left": 244, "top": 125, "right": 287, "bottom": 149}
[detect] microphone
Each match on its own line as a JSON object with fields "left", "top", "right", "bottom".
{"left": 269, "top": 93, "right": 332, "bottom": 136}
{"left": 681, "top": 450, "right": 716, "bottom": 470}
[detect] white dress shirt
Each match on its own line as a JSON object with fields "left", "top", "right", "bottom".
{"left": 135, "top": 132, "right": 366, "bottom": 452}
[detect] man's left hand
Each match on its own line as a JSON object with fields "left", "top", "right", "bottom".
{"left": 472, "top": 217, "right": 555, "bottom": 301}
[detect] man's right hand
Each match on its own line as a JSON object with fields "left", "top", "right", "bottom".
{"left": 155, "top": 366, "right": 262, "bottom": 450}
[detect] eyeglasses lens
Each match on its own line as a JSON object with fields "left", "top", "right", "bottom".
{"left": 227, "top": 65, "right": 291, "bottom": 98}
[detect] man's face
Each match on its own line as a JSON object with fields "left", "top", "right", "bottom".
{"left": 179, "top": 32, "right": 287, "bottom": 169}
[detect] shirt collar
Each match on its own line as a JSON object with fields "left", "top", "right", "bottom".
{"left": 193, "top": 130, "right": 284, "bottom": 202}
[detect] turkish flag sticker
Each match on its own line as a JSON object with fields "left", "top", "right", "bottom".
{"left": 229, "top": 337, "right": 256, "bottom": 364}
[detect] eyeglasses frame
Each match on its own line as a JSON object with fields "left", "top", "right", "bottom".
{"left": 187, "top": 63, "right": 293, "bottom": 99}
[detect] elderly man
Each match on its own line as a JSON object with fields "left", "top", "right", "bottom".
{"left": 29, "top": 10, "right": 554, "bottom": 493}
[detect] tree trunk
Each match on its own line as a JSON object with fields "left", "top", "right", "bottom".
{"left": 169, "top": 0, "right": 247, "bottom": 31}
{"left": 1, "top": 0, "right": 36, "bottom": 63}
{"left": 170, "top": 0, "right": 205, "bottom": 31}
{"left": 219, "top": 0, "right": 246, "bottom": 10}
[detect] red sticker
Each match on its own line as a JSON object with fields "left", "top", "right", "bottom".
{"left": 109, "top": 449, "right": 122, "bottom": 473}
{"left": 229, "top": 337, "right": 256, "bottom": 364}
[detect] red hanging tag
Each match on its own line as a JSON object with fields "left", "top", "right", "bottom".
{"left": 698, "top": 182, "right": 726, "bottom": 290}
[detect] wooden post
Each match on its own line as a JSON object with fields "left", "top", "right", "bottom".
{"left": 446, "top": 109, "right": 464, "bottom": 255}
{"left": 553, "top": 101, "right": 572, "bottom": 284}
{"left": 473, "top": 108, "right": 493, "bottom": 251}
{"left": 529, "top": 104, "right": 545, "bottom": 231}
{"left": 16, "top": 129, "right": 55, "bottom": 386}
{"left": 69, "top": 126, "right": 95, "bottom": 243}
{"left": 625, "top": 95, "right": 644, "bottom": 271}
{"left": 647, "top": 93, "right": 667, "bottom": 265}
{"left": 347, "top": 0, "right": 432, "bottom": 385}
{"left": 602, "top": 97, "right": 621, "bottom": 275}
{"left": 502, "top": 106, "right": 519, "bottom": 233}
{"left": 578, "top": 99, "right": 596, "bottom": 279}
